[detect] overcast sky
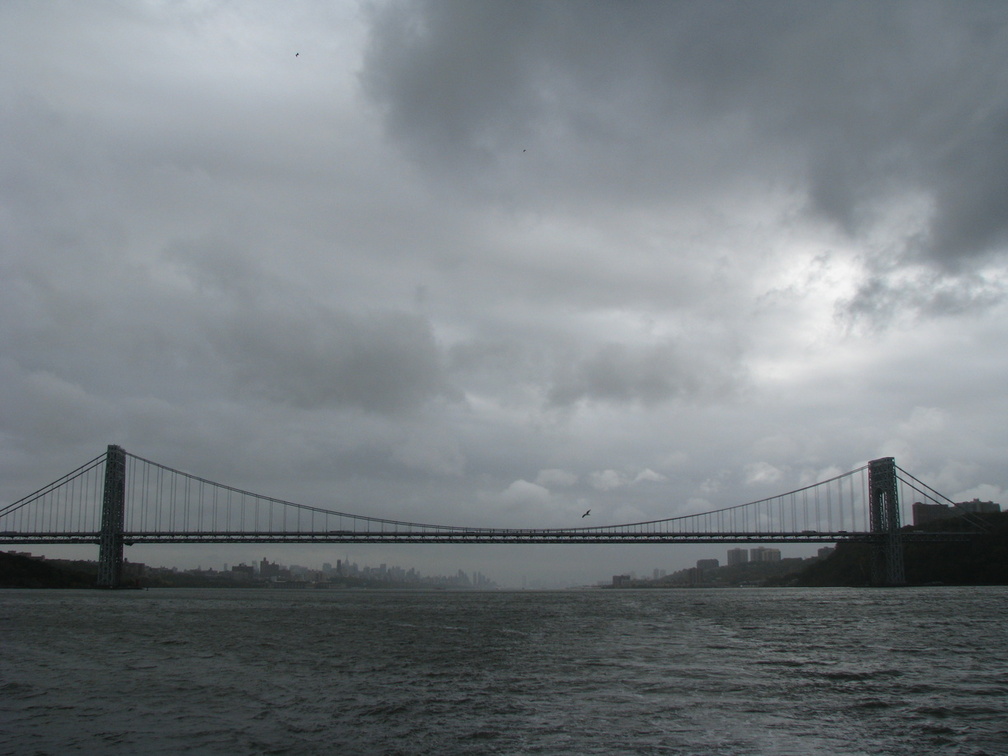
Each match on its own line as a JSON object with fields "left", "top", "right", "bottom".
{"left": 3, "top": 1, "right": 1007, "bottom": 586}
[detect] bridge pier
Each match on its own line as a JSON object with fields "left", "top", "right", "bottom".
{"left": 97, "top": 444, "right": 126, "bottom": 588}
{"left": 868, "top": 457, "right": 905, "bottom": 586}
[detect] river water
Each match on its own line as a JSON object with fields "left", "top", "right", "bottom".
{"left": 2, "top": 587, "right": 1006, "bottom": 755}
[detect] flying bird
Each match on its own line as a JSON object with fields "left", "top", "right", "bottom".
{"left": 582, "top": 509, "right": 591, "bottom": 518}
{"left": 295, "top": 52, "right": 299, "bottom": 57}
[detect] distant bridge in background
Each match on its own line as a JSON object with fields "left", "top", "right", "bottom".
{"left": 1, "top": 445, "right": 980, "bottom": 588}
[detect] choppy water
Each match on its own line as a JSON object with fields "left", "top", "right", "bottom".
{"left": 2, "top": 586, "right": 1007, "bottom": 755}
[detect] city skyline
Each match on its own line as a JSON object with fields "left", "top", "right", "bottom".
{"left": 6, "top": 542, "right": 828, "bottom": 590}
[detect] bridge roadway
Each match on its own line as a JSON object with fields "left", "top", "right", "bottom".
{"left": 1, "top": 529, "right": 969, "bottom": 546}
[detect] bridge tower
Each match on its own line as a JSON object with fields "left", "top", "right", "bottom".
{"left": 97, "top": 444, "right": 126, "bottom": 588}
{"left": 868, "top": 456, "right": 905, "bottom": 586}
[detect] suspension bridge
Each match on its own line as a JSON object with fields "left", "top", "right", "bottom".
{"left": 1, "top": 445, "right": 978, "bottom": 588}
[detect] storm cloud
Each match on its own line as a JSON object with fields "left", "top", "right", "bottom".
{"left": 364, "top": 1, "right": 1008, "bottom": 305}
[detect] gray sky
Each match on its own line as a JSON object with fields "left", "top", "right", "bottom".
{"left": 3, "top": 1, "right": 1007, "bottom": 587}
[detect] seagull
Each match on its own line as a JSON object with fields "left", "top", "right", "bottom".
{"left": 295, "top": 52, "right": 300, "bottom": 57}
{"left": 582, "top": 509, "right": 591, "bottom": 518}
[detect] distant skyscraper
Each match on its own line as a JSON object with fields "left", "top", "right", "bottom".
{"left": 727, "top": 548, "right": 748, "bottom": 566}
{"left": 912, "top": 502, "right": 955, "bottom": 526}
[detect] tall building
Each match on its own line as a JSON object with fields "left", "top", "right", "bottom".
{"left": 259, "top": 558, "right": 280, "bottom": 578}
{"left": 696, "top": 558, "right": 719, "bottom": 572}
{"left": 912, "top": 502, "right": 955, "bottom": 526}
{"left": 726, "top": 548, "right": 748, "bottom": 566}
{"left": 750, "top": 547, "right": 781, "bottom": 562}
{"left": 231, "top": 563, "right": 255, "bottom": 580}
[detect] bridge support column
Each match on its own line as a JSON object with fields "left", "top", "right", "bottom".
{"left": 97, "top": 444, "right": 126, "bottom": 588}
{"left": 868, "top": 456, "right": 905, "bottom": 586}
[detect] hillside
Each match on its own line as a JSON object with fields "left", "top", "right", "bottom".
{"left": 792, "top": 512, "right": 1008, "bottom": 586}
{"left": 0, "top": 551, "right": 97, "bottom": 588}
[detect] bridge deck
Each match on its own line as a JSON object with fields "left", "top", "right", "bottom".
{"left": 0, "top": 530, "right": 970, "bottom": 545}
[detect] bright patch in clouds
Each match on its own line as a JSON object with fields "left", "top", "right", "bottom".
{"left": 499, "top": 480, "right": 551, "bottom": 506}
{"left": 744, "top": 462, "right": 785, "bottom": 487}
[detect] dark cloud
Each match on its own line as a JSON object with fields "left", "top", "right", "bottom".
{"left": 839, "top": 270, "right": 1006, "bottom": 329}
{"left": 211, "top": 306, "right": 453, "bottom": 413}
{"left": 364, "top": 1, "right": 1008, "bottom": 272}
{"left": 926, "top": 106, "right": 1008, "bottom": 265}
{"left": 548, "top": 341, "right": 742, "bottom": 408}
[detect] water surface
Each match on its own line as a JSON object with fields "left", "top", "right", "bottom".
{"left": 3, "top": 587, "right": 1006, "bottom": 754}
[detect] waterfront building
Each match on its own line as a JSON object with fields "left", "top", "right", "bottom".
{"left": 750, "top": 547, "right": 781, "bottom": 563}
{"left": 727, "top": 548, "right": 748, "bottom": 566}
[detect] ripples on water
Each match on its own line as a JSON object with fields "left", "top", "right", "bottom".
{"left": 2, "top": 587, "right": 1006, "bottom": 754}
